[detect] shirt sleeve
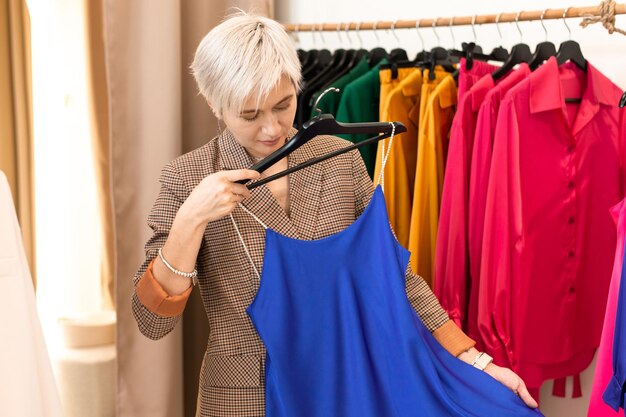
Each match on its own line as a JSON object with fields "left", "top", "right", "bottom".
{"left": 434, "top": 114, "right": 470, "bottom": 329}
{"left": 351, "top": 148, "right": 474, "bottom": 355}
{"left": 131, "top": 161, "right": 191, "bottom": 340}
{"left": 477, "top": 97, "right": 522, "bottom": 368}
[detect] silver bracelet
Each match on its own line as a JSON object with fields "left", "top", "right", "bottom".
{"left": 158, "top": 248, "right": 198, "bottom": 285}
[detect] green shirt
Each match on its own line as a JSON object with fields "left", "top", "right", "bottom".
{"left": 309, "top": 57, "right": 370, "bottom": 118}
{"left": 335, "top": 60, "right": 387, "bottom": 178}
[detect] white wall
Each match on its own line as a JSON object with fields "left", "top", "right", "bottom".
{"left": 276, "top": 1, "right": 626, "bottom": 416}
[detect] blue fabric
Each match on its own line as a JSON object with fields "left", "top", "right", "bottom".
{"left": 247, "top": 185, "right": 543, "bottom": 417}
{"left": 603, "top": 237, "right": 626, "bottom": 411}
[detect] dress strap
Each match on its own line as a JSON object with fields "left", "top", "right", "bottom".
{"left": 375, "top": 122, "right": 396, "bottom": 192}
{"left": 229, "top": 203, "right": 267, "bottom": 280}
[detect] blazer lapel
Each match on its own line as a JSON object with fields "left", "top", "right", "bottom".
{"left": 287, "top": 131, "right": 323, "bottom": 240}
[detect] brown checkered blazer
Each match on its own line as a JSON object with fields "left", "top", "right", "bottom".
{"left": 132, "top": 128, "right": 458, "bottom": 417}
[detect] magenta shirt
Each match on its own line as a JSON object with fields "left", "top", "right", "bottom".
{"left": 478, "top": 57, "right": 626, "bottom": 389}
{"left": 434, "top": 58, "right": 498, "bottom": 331}
{"left": 588, "top": 198, "right": 626, "bottom": 417}
{"left": 435, "top": 73, "right": 496, "bottom": 330}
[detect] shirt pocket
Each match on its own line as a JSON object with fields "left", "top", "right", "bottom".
{"left": 202, "top": 354, "right": 263, "bottom": 388}
{"left": 0, "top": 257, "right": 19, "bottom": 279}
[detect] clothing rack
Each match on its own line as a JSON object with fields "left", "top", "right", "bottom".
{"left": 283, "top": 2, "right": 626, "bottom": 36}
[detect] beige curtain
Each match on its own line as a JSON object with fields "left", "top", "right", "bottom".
{"left": 0, "top": 0, "right": 36, "bottom": 285}
{"left": 84, "top": 0, "right": 115, "bottom": 310}
{"left": 102, "top": 1, "right": 273, "bottom": 416}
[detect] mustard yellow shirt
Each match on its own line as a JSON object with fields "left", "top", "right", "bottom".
{"left": 408, "top": 74, "right": 458, "bottom": 286}
{"left": 374, "top": 69, "right": 422, "bottom": 247}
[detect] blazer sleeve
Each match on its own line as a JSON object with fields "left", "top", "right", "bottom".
{"left": 131, "top": 161, "right": 190, "bottom": 340}
{"left": 351, "top": 149, "right": 474, "bottom": 356}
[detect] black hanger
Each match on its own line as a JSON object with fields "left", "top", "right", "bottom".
{"left": 491, "top": 43, "right": 531, "bottom": 80}
{"left": 484, "top": 13, "right": 509, "bottom": 63}
{"left": 556, "top": 40, "right": 587, "bottom": 71}
{"left": 528, "top": 9, "right": 557, "bottom": 71}
{"left": 238, "top": 113, "right": 407, "bottom": 188}
{"left": 528, "top": 41, "right": 557, "bottom": 71}
{"left": 555, "top": 8, "right": 587, "bottom": 72}
{"left": 491, "top": 11, "right": 532, "bottom": 81}
{"left": 619, "top": 91, "right": 626, "bottom": 108}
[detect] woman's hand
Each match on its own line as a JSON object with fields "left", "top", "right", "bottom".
{"left": 179, "top": 169, "right": 261, "bottom": 225}
{"left": 484, "top": 363, "right": 539, "bottom": 408}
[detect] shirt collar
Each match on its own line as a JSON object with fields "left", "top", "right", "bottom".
{"left": 437, "top": 75, "right": 458, "bottom": 109}
{"left": 529, "top": 57, "right": 614, "bottom": 114}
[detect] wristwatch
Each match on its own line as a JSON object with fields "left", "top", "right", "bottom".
{"left": 471, "top": 352, "right": 494, "bottom": 371}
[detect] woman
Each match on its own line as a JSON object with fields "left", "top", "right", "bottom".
{"left": 131, "top": 11, "right": 538, "bottom": 416}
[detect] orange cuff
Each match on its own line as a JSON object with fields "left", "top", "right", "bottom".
{"left": 135, "top": 258, "right": 192, "bottom": 317}
{"left": 432, "top": 320, "right": 475, "bottom": 357}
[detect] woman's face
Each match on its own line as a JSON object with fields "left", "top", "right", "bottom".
{"left": 220, "top": 75, "right": 297, "bottom": 159}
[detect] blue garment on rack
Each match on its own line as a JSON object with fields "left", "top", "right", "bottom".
{"left": 247, "top": 185, "right": 543, "bottom": 417}
{"left": 603, "top": 237, "right": 626, "bottom": 411}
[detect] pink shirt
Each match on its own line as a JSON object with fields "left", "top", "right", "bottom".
{"left": 465, "top": 64, "right": 531, "bottom": 348}
{"left": 478, "top": 57, "right": 626, "bottom": 389}
{"left": 588, "top": 198, "right": 626, "bottom": 417}
{"left": 435, "top": 73, "right": 497, "bottom": 330}
{"left": 457, "top": 58, "right": 498, "bottom": 103}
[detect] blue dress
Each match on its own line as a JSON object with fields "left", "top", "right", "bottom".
{"left": 246, "top": 186, "right": 543, "bottom": 417}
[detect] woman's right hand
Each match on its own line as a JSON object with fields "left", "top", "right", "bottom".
{"left": 178, "top": 169, "right": 261, "bottom": 225}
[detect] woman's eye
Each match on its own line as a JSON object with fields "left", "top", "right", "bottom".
{"left": 242, "top": 114, "right": 259, "bottom": 121}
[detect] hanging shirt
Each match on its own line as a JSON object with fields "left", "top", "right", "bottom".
{"left": 587, "top": 199, "right": 626, "bottom": 417}
{"left": 373, "top": 68, "right": 424, "bottom": 247}
{"left": 604, "top": 203, "right": 626, "bottom": 411}
{"left": 466, "top": 64, "right": 531, "bottom": 350}
{"left": 478, "top": 57, "right": 626, "bottom": 389}
{"left": 408, "top": 73, "right": 457, "bottom": 286}
{"left": 435, "top": 72, "right": 500, "bottom": 332}
{"left": 336, "top": 60, "right": 387, "bottom": 178}
{"left": 310, "top": 57, "right": 370, "bottom": 118}
{"left": 457, "top": 58, "right": 499, "bottom": 104}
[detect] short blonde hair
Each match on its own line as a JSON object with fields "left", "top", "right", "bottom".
{"left": 190, "top": 11, "right": 302, "bottom": 117}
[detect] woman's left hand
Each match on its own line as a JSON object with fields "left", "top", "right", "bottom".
{"left": 483, "top": 363, "right": 539, "bottom": 408}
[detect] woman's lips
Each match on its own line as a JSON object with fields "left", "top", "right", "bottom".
{"left": 259, "top": 137, "right": 282, "bottom": 147}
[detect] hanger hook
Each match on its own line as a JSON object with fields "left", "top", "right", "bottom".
{"left": 336, "top": 22, "right": 343, "bottom": 44}
{"left": 416, "top": 19, "right": 425, "bottom": 51}
{"left": 390, "top": 20, "right": 401, "bottom": 46}
{"left": 540, "top": 9, "right": 549, "bottom": 42}
{"left": 311, "top": 23, "right": 318, "bottom": 47}
{"left": 344, "top": 22, "right": 354, "bottom": 48}
{"left": 372, "top": 21, "right": 381, "bottom": 44}
{"left": 355, "top": 22, "right": 364, "bottom": 48}
{"left": 314, "top": 87, "right": 340, "bottom": 117}
{"left": 515, "top": 11, "right": 524, "bottom": 43}
{"left": 471, "top": 15, "right": 478, "bottom": 43}
{"left": 495, "top": 13, "right": 503, "bottom": 44}
{"left": 318, "top": 23, "right": 327, "bottom": 45}
{"left": 563, "top": 7, "right": 572, "bottom": 40}
{"left": 432, "top": 18, "right": 441, "bottom": 45}
{"left": 449, "top": 17, "right": 456, "bottom": 49}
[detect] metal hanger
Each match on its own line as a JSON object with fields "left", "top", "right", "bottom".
{"left": 528, "top": 9, "right": 558, "bottom": 70}
{"left": 556, "top": 7, "right": 587, "bottom": 71}
{"left": 492, "top": 11, "right": 532, "bottom": 80}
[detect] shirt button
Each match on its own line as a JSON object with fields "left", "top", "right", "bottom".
{"left": 568, "top": 181, "right": 575, "bottom": 189}
{"left": 568, "top": 145, "right": 575, "bottom": 153}
{"left": 569, "top": 286, "right": 576, "bottom": 293}
{"left": 568, "top": 216, "right": 575, "bottom": 224}
{"left": 568, "top": 250, "right": 575, "bottom": 258}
